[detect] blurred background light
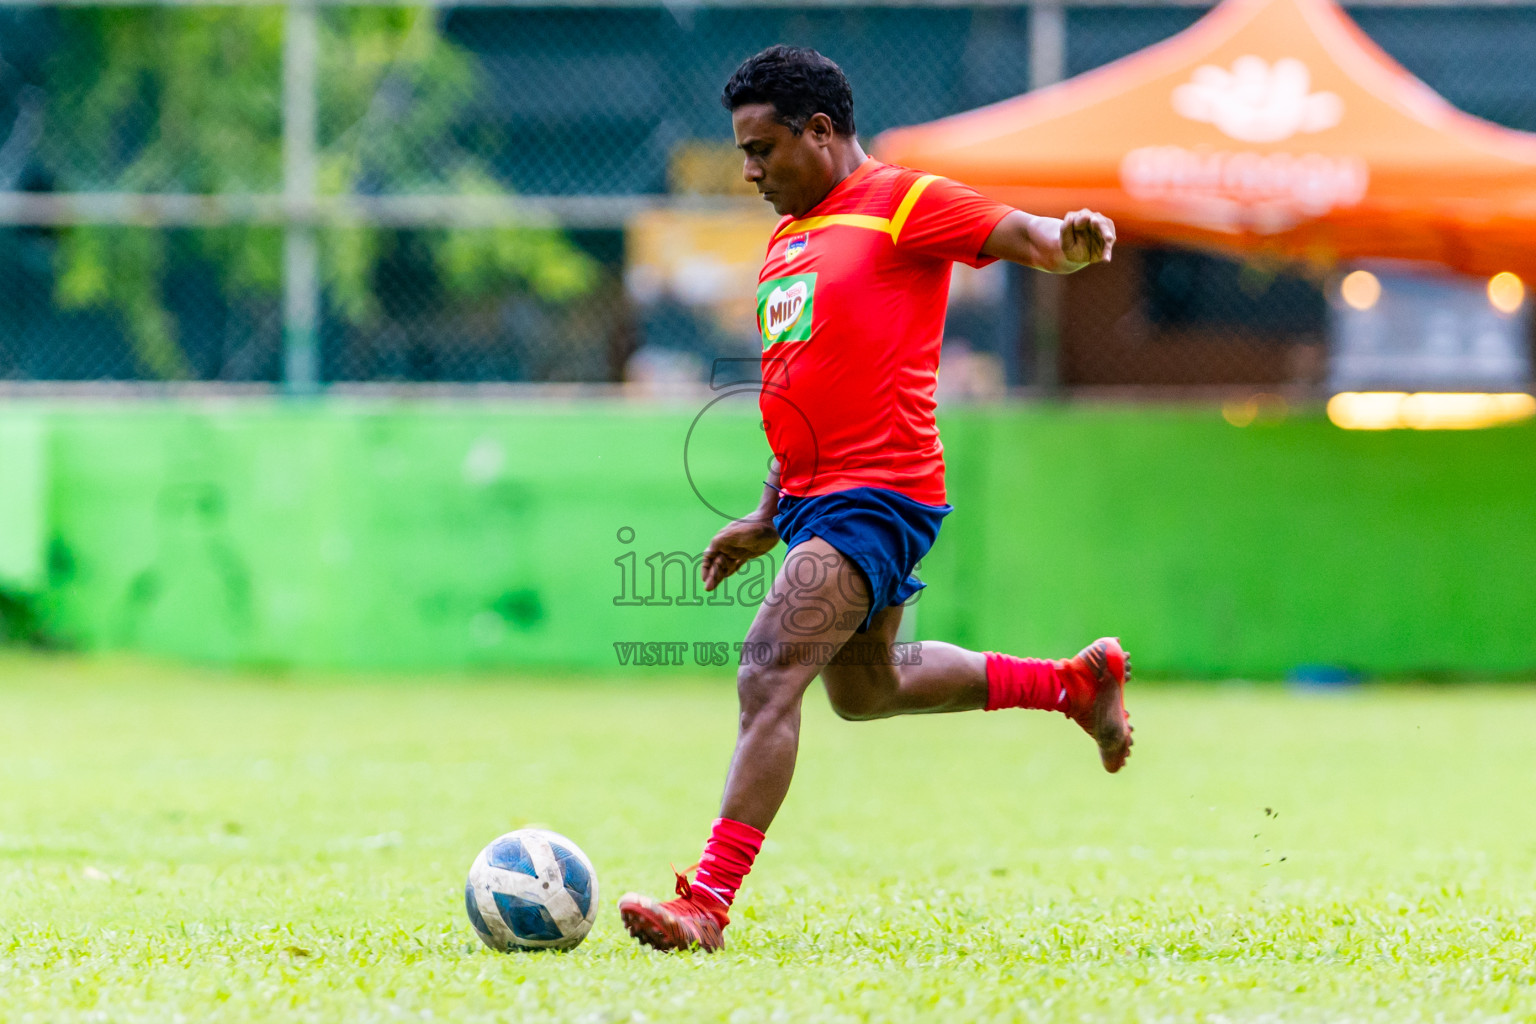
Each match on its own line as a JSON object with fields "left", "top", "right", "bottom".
{"left": 1222, "top": 393, "right": 1288, "bottom": 427}
{"left": 1327, "top": 391, "right": 1405, "bottom": 429}
{"left": 1340, "top": 270, "right": 1382, "bottom": 311}
{"left": 1222, "top": 399, "right": 1259, "bottom": 427}
{"left": 1488, "top": 272, "right": 1525, "bottom": 314}
{"left": 1328, "top": 391, "right": 1536, "bottom": 430}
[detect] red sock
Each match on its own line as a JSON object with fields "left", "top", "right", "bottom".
{"left": 690, "top": 817, "right": 764, "bottom": 913}
{"left": 984, "top": 651, "right": 1067, "bottom": 712}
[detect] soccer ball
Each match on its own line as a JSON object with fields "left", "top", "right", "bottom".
{"left": 464, "top": 828, "right": 599, "bottom": 952}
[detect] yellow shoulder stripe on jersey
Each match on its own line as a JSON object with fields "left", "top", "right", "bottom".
{"left": 774, "top": 213, "right": 892, "bottom": 238}
{"left": 772, "top": 175, "right": 944, "bottom": 243}
{"left": 888, "top": 175, "right": 940, "bottom": 243}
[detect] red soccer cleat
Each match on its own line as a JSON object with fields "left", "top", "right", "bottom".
{"left": 618, "top": 868, "right": 730, "bottom": 952}
{"left": 1060, "top": 637, "right": 1134, "bottom": 773}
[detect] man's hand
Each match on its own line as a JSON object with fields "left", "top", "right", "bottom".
{"left": 702, "top": 516, "right": 780, "bottom": 591}
{"left": 981, "top": 208, "right": 1116, "bottom": 273}
{"left": 1060, "top": 209, "right": 1115, "bottom": 266}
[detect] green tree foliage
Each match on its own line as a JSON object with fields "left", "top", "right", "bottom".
{"left": 43, "top": 7, "right": 596, "bottom": 380}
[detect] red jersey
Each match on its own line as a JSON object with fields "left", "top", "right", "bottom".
{"left": 756, "top": 159, "right": 1014, "bottom": 506}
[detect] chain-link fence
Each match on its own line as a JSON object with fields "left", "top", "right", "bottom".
{"left": 1, "top": 2, "right": 1534, "bottom": 389}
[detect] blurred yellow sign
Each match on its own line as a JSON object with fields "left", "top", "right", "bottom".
{"left": 626, "top": 206, "right": 779, "bottom": 333}
{"left": 669, "top": 142, "right": 757, "bottom": 197}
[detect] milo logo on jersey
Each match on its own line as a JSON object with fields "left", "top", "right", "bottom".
{"left": 757, "top": 273, "right": 817, "bottom": 349}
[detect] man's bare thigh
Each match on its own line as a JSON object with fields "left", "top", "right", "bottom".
{"left": 739, "top": 536, "right": 872, "bottom": 670}
{"left": 821, "top": 603, "right": 905, "bottom": 699}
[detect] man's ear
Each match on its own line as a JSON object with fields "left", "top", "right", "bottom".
{"left": 804, "top": 112, "right": 835, "bottom": 147}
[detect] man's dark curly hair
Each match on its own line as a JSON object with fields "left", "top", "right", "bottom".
{"left": 721, "top": 45, "right": 856, "bottom": 137}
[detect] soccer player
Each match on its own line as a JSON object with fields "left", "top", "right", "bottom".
{"left": 618, "top": 45, "right": 1129, "bottom": 952}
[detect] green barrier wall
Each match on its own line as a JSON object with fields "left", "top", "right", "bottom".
{"left": 919, "top": 409, "right": 1536, "bottom": 678}
{"left": 1, "top": 400, "right": 1531, "bottom": 678}
{"left": 0, "top": 415, "right": 45, "bottom": 592}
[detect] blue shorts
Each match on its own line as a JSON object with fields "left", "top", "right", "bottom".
{"left": 772, "top": 486, "right": 952, "bottom": 633}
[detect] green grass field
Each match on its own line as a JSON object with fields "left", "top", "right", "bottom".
{"left": 2, "top": 654, "right": 1535, "bottom": 1022}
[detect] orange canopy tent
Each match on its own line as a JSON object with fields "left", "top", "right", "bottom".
{"left": 875, "top": 0, "right": 1536, "bottom": 279}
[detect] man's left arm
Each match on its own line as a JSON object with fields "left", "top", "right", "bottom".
{"left": 980, "top": 209, "right": 1116, "bottom": 274}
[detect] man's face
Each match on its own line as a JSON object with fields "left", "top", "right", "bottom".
{"left": 731, "top": 103, "right": 836, "bottom": 218}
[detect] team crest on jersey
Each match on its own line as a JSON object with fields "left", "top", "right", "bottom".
{"left": 756, "top": 273, "right": 817, "bottom": 349}
{"left": 784, "top": 234, "right": 808, "bottom": 263}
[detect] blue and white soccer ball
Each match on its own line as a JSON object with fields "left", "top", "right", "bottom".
{"left": 464, "top": 828, "right": 599, "bottom": 952}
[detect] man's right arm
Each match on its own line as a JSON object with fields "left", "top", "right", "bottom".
{"left": 701, "top": 459, "right": 783, "bottom": 592}
{"left": 752, "top": 458, "right": 781, "bottom": 520}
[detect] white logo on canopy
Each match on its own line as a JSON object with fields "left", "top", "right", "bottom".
{"left": 1118, "top": 55, "right": 1364, "bottom": 232}
{"left": 1173, "top": 56, "right": 1343, "bottom": 143}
